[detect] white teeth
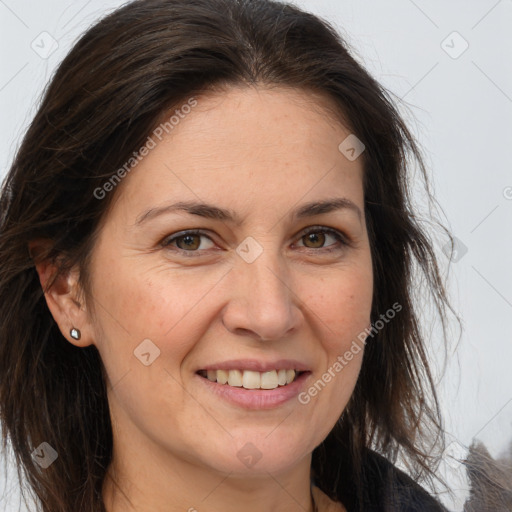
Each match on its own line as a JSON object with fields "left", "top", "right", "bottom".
{"left": 227, "top": 369, "right": 243, "bottom": 387}
{"left": 260, "top": 370, "right": 279, "bottom": 389}
{"left": 242, "top": 371, "right": 261, "bottom": 389}
{"left": 201, "top": 369, "right": 300, "bottom": 389}
{"left": 217, "top": 369, "right": 229, "bottom": 384}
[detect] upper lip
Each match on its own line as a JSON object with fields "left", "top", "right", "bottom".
{"left": 196, "top": 359, "right": 311, "bottom": 373}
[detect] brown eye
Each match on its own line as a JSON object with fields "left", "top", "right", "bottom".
{"left": 297, "top": 227, "right": 347, "bottom": 252}
{"left": 161, "top": 230, "right": 215, "bottom": 255}
{"left": 175, "top": 233, "right": 201, "bottom": 250}
{"left": 302, "top": 231, "right": 327, "bottom": 249}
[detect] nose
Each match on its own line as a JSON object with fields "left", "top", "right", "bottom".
{"left": 221, "top": 245, "right": 302, "bottom": 341}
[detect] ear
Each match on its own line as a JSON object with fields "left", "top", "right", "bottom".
{"left": 29, "top": 239, "right": 95, "bottom": 348}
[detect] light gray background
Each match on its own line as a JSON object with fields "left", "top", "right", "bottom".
{"left": 1, "top": 1, "right": 511, "bottom": 510}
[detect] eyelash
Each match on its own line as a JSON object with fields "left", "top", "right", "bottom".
{"left": 160, "top": 226, "right": 350, "bottom": 258}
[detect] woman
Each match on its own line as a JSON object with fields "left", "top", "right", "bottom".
{"left": 0, "top": 0, "right": 456, "bottom": 510}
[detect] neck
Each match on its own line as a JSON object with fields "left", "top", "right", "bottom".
{"left": 102, "top": 441, "right": 316, "bottom": 512}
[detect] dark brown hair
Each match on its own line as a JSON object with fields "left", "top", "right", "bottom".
{"left": 0, "top": 0, "right": 457, "bottom": 510}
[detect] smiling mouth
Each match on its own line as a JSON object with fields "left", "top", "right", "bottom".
{"left": 196, "top": 369, "right": 307, "bottom": 390}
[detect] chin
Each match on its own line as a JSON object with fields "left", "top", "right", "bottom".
{"left": 200, "top": 430, "right": 312, "bottom": 476}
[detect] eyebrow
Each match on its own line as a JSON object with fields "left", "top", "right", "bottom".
{"left": 134, "top": 197, "right": 362, "bottom": 226}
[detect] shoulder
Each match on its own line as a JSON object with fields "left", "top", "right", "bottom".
{"left": 359, "top": 449, "right": 449, "bottom": 512}
{"left": 313, "top": 449, "right": 448, "bottom": 512}
{"left": 312, "top": 485, "right": 347, "bottom": 511}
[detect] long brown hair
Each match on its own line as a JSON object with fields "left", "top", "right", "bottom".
{"left": 0, "top": 0, "right": 457, "bottom": 510}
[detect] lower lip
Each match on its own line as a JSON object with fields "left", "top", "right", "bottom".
{"left": 195, "top": 372, "right": 311, "bottom": 410}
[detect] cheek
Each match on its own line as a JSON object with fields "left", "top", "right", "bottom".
{"left": 305, "top": 267, "right": 373, "bottom": 345}
{"left": 89, "top": 260, "right": 239, "bottom": 412}
{"left": 93, "top": 259, "right": 212, "bottom": 341}
{"left": 299, "top": 265, "right": 371, "bottom": 410}
{"left": 89, "top": 264, "right": 210, "bottom": 425}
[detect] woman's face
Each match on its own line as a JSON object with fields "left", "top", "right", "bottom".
{"left": 84, "top": 86, "right": 373, "bottom": 478}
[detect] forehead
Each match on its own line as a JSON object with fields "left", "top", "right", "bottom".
{"left": 110, "top": 85, "right": 364, "bottom": 222}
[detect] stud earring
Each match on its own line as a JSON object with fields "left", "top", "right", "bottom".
{"left": 70, "top": 327, "right": 81, "bottom": 340}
